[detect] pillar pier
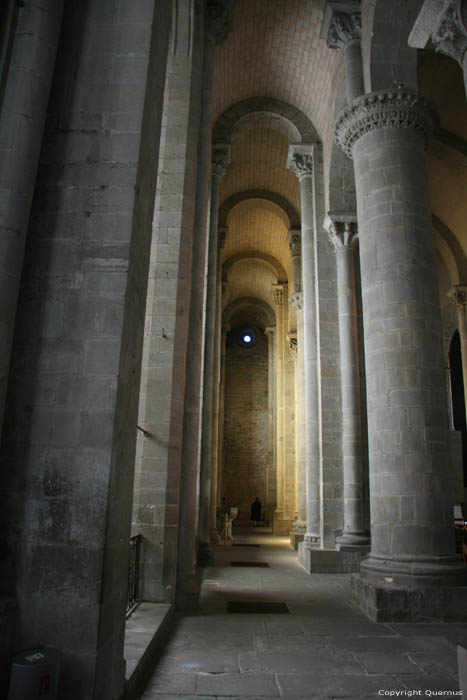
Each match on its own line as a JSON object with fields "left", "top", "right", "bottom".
{"left": 325, "top": 216, "right": 370, "bottom": 551}
{"left": 199, "top": 145, "right": 230, "bottom": 549}
{"left": 287, "top": 146, "right": 321, "bottom": 550}
{"left": 217, "top": 320, "right": 230, "bottom": 504}
{"left": 0, "top": 0, "right": 64, "bottom": 436}
{"left": 336, "top": 89, "right": 466, "bottom": 618}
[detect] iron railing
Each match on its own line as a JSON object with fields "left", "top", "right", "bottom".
{"left": 126, "top": 534, "right": 142, "bottom": 616}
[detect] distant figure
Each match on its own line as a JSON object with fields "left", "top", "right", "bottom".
{"left": 250, "top": 497, "right": 262, "bottom": 526}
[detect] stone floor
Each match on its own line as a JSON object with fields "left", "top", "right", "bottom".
{"left": 139, "top": 528, "right": 467, "bottom": 699}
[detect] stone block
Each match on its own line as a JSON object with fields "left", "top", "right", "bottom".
{"left": 298, "top": 547, "right": 367, "bottom": 573}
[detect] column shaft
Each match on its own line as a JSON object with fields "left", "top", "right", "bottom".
{"left": 336, "top": 90, "right": 464, "bottom": 585}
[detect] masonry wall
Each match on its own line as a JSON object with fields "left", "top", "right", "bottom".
{"left": 222, "top": 332, "right": 269, "bottom": 524}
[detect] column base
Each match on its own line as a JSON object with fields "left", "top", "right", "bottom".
{"left": 298, "top": 545, "right": 367, "bottom": 573}
{"left": 273, "top": 514, "right": 293, "bottom": 536}
{"left": 290, "top": 520, "right": 306, "bottom": 550}
{"left": 336, "top": 531, "right": 370, "bottom": 551}
{"left": 351, "top": 555, "right": 467, "bottom": 621}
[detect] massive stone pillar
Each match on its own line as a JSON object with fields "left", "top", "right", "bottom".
{"left": 1, "top": 1, "right": 172, "bottom": 696}
{"left": 0, "top": 0, "right": 63, "bottom": 438}
{"left": 199, "top": 145, "right": 230, "bottom": 547}
{"left": 217, "top": 320, "right": 230, "bottom": 504}
{"left": 321, "top": 1, "right": 363, "bottom": 103}
{"left": 336, "top": 90, "right": 465, "bottom": 614}
{"left": 409, "top": 0, "right": 467, "bottom": 98}
{"left": 287, "top": 146, "right": 321, "bottom": 549}
{"left": 325, "top": 216, "right": 369, "bottom": 550}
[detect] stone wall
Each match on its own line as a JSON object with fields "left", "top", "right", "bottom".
{"left": 222, "top": 331, "right": 270, "bottom": 524}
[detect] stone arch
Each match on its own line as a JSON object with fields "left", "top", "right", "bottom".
{"left": 219, "top": 189, "right": 300, "bottom": 230}
{"left": 213, "top": 97, "right": 319, "bottom": 144}
{"left": 362, "top": 0, "right": 421, "bottom": 93}
{"left": 433, "top": 214, "right": 467, "bottom": 286}
{"left": 223, "top": 251, "right": 288, "bottom": 284}
{"left": 223, "top": 296, "right": 276, "bottom": 328}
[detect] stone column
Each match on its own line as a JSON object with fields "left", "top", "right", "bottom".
{"left": 217, "top": 320, "right": 230, "bottom": 503}
{"left": 287, "top": 146, "right": 321, "bottom": 547}
{"left": 325, "top": 215, "right": 370, "bottom": 550}
{"left": 447, "top": 285, "right": 467, "bottom": 416}
{"left": 409, "top": 0, "right": 467, "bottom": 98}
{"left": 321, "top": 1, "right": 363, "bottom": 103}
{"left": 265, "top": 326, "right": 277, "bottom": 523}
{"left": 335, "top": 90, "right": 465, "bottom": 597}
{"left": 199, "top": 144, "right": 230, "bottom": 547}
{"left": 272, "top": 283, "right": 287, "bottom": 533}
{"left": 0, "top": 0, "right": 63, "bottom": 436}
{"left": 209, "top": 226, "right": 228, "bottom": 538}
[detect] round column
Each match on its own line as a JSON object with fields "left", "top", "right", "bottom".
{"left": 272, "top": 284, "right": 286, "bottom": 531}
{"left": 265, "top": 326, "right": 277, "bottom": 523}
{"left": 326, "top": 218, "right": 369, "bottom": 549}
{"left": 290, "top": 293, "right": 307, "bottom": 539}
{"left": 199, "top": 145, "right": 230, "bottom": 546}
{"left": 336, "top": 90, "right": 464, "bottom": 586}
{"left": 287, "top": 146, "right": 321, "bottom": 547}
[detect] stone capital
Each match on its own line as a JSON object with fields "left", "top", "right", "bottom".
{"left": 212, "top": 144, "right": 230, "bottom": 180}
{"left": 335, "top": 90, "right": 439, "bottom": 158}
{"left": 288, "top": 332, "right": 298, "bottom": 359}
{"left": 287, "top": 229, "right": 302, "bottom": 257}
{"left": 264, "top": 326, "right": 276, "bottom": 338}
{"left": 272, "top": 283, "right": 285, "bottom": 306}
{"left": 447, "top": 284, "right": 467, "bottom": 308}
{"left": 323, "top": 213, "right": 358, "bottom": 249}
{"left": 320, "top": 1, "right": 362, "bottom": 51}
{"left": 289, "top": 291, "right": 304, "bottom": 312}
{"left": 286, "top": 144, "right": 315, "bottom": 181}
{"left": 206, "top": 0, "right": 234, "bottom": 45}
{"left": 409, "top": 0, "right": 467, "bottom": 69}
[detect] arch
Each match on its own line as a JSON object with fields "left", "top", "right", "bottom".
{"left": 433, "top": 214, "right": 467, "bottom": 285}
{"left": 223, "top": 251, "right": 288, "bottom": 284}
{"left": 219, "top": 189, "right": 301, "bottom": 230}
{"left": 213, "top": 97, "right": 319, "bottom": 144}
{"left": 223, "top": 296, "right": 276, "bottom": 327}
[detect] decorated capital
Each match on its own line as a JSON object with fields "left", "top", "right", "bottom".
{"left": 323, "top": 213, "right": 358, "bottom": 250}
{"left": 335, "top": 90, "right": 438, "bottom": 159}
{"left": 286, "top": 144, "right": 315, "bottom": 181}
{"left": 409, "top": 0, "right": 467, "bottom": 77}
{"left": 321, "top": 1, "right": 362, "bottom": 50}
{"left": 212, "top": 144, "right": 231, "bottom": 180}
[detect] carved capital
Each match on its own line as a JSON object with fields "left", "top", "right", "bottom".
{"left": 265, "top": 326, "right": 276, "bottom": 338}
{"left": 288, "top": 332, "right": 298, "bottom": 359}
{"left": 409, "top": 0, "right": 467, "bottom": 68}
{"left": 212, "top": 144, "right": 230, "bottom": 180}
{"left": 321, "top": 2, "right": 362, "bottom": 51}
{"left": 323, "top": 213, "right": 358, "bottom": 249}
{"left": 287, "top": 229, "right": 302, "bottom": 257}
{"left": 289, "top": 291, "right": 304, "bottom": 312}
{"left": 447, "top": 285, "right": 467, "bottom": 308}
{"left": 206, "top": 0, "right": 234, "bottom": 45}
{"left": 335, "top": 90, "right": 438, "bottom": 158}
{"left": 272, "top": 284, "right": 284, "bottom": 306}
{"left": 286, "top": 144, "right": 315, "bottom": 181}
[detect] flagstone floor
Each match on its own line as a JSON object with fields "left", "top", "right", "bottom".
{"left": 139, "top": 528, "right": 466, "bottom": 699}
